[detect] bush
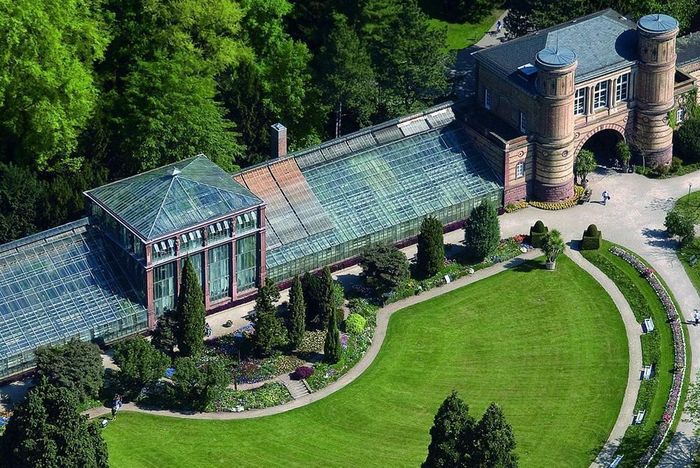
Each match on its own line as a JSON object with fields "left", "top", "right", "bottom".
{"left": 665, "top": 210, "right": 695, "bottom": 246}
{"left": 616, "top": 141, "right": 632, "bottom": 168}
{"left": 292, "top": 366, "right": 314, "bottom": 380}
{"left": 344, "top": 313, "right": 367, "bottom": 334}
{"left": 675, "top": 118, "right": 700, "bottom": 163}
{"left": 359, "top": 243, "right": 410, "bottom": 294}
{"left": 347, "top": 298, "right": 378, "bottom": 318}
{"left": 112, "top": 337, "right": 170, "bottom": 398}
{"left": 529, "top": 220, "right": 548, "bottom": 248}
{"left": 581, "top": 224, "right": 602, "bottom": 250}
{"left": 464, "top": 201, "right": 500, "bottom": 261}
{"left": 671, "top": 156, "right": 683, "bottom": 173}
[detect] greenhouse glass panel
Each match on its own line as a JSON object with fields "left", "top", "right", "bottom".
{"left": 236, "top": 235, "right": 258, "bottom": 291}
{"left": 208, "top": 244, "right": 231, "bottom": 301}
{"left": 153, "top": 262, "right": 176, "bottom": 315}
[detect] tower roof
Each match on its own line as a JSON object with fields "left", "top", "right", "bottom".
{"left": 638, "top": 14, "right": 678, "bottom": 34}
{"left": 475, "top": 9, "right": 638, "bottom": 87}
{"left": 536, "top": 47, "right": 577, "bottom": 69}
{"left": 86, "top": 155, "right": 263, "bottom": 241}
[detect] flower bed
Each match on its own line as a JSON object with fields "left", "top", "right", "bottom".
{"left": 609, "top": 246, "right": 687, "bottom": 466}
{"left": 528, "top": 185, "right": 584, "bottom": 210}
{"left": 210, "top": 382, "right": 293, "bottom": 412}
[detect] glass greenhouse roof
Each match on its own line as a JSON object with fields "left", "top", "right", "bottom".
{"left": 86, "top": 155, "right": 262, "bottom": 241}
{"left": 236, "top": 104, "right": 503, "bottom": 278}
{"left": 0, "top": 220, "right": 147, "bottom": 374}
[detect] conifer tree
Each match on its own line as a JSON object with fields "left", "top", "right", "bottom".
{"left": 175, "top": 258, "right": 206, "bottom": 358}
{"left": 253, "top": 277, "right": 285, "bottom": 356}
{"left": 423, "top": 390, "right": 475, "bottom": 468}
{"left": 468, "top": 403, "right": 518, "bottom": 468}
{"left": 288, "top": 275, "right": 306, "bottom": 349}
{"left": 416, "top": 216, "right": 445, "bottom": 278}
{"left": 464, "top": 201, "right": 500, "bottom": 261}
{"left": 323, "top": 313, "right": 342, "bottom": 364}
{"left": 319, "top": 267, "right": 338, "bottom": 326}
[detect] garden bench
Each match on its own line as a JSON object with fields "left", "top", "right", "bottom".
{"left": 634, "top": 410, "right": 645, "bottom": 424}
{"left": 643, "top": 318, "right": 655, "bottom": 333}
{"left": 609, "top": 455, "right": 623, "bottom": 468}
{"left": 642, "top": 365, "right": 652, "bottom": 380}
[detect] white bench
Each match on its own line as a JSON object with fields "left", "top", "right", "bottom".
{"left": 634, "top": 410, "right": 646, "bottom": 424}
{"left": 609, "top": 455, "right": 623, "bottom": 468}
{"left": 643, "top": 318, "right": 654, "bottom": 333}
{"left": 642, "top": 365, "right": 652, "bottom": 380}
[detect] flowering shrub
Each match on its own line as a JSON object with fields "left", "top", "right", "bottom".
{"left": 529, "top": 185, "right": 584, "bottom": 210}
{"left": 211, "top": 382, "right": 292, "bottom": 412}
{"left": 504, "top": 200, "right": 528, "bottom": 213}
{"left": 609, "top": 246, "right": 686, "bottom": 465}
{"left": 345, "top": 313, "right": 367, "bottom": 334}
{"left": 292, "top": 366, "right": 314, "bottom": 380}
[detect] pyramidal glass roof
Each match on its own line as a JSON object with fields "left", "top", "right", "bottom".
{"left": 86, "top": 155, "right": 262, "bottom": 241}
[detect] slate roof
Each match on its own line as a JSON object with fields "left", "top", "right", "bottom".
{"left": 475, "top": 9, "right": 638, "bottom": 90}
{"left": 86, "top": 155, "right": 263, "bottom": 241}
{"left": 678, "top": 32, "right": 700, "bottom": 67}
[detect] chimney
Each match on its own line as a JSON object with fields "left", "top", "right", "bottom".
{"left": 270, "top": 123, "right": 287, "bottom": 158}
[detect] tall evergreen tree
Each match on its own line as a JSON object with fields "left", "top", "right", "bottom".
{"left": 253, "top": 277, "right": 286, "bottom": 355}
{"left": 319, "top": 13, "right": 377, "bottom": 137}
{"left": 302, "top": 272, "right": 324, "bottom": 329}
{"left": 319, "top": 267, "right": 340, "bottom": 327}
{"left": 151, "top": 310, "right": 179, "bottom": 358}
{"left": 416, "top": 216, "right": 445, "bottom": 278}
{"left": 468, "top": 403, "right": 518, "bottom": 468}
{"left": 35, "top": 338, "right": 103, "bottom": 405}
{"left": 423, "top": 391, "right": 475, "bottom": 468}
{"left": 288, "top": 275, "right": 306, "bottom": 348}
{"left": 0, "top": 378, "right": 108, "bottom": 468}
{"left": 464, "top": 201, "right": 500, "bottom": 261}
{"left": 175, "top": 258, "right": 206, "bottom": 358}
{"left": 361, "top": 0, "right": 451, "bottom": 118}
{"left": 323, "top": 313, "right": 342, "bottom": 364}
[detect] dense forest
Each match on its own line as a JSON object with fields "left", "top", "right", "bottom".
{"left": 0, "top": 0, "right": 698, "bottom": 245}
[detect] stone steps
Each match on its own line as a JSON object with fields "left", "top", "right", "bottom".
{"left": 284, "top": 379, "right": 310, "bottom": 399}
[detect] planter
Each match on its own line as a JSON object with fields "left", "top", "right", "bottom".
{"left": 545, "top": 260, "right": 556, "bottom": 270}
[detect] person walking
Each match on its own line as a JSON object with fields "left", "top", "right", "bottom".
{"left": 111, "top": 394, "right": 120, "bottom": 420}
{"left": 602, "top": 190, "right": 610, "bottom": 205}
{"left": 496, "top": 20, "right": 502, "bottom": 33}
{"left": 694, "top": 309, "right": 699, "bottom": 325}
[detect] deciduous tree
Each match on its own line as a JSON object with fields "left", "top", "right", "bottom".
{"left": 112, "top": 337, "right": 170, "bottom": 397}
{"left": 151, "top": 311, "right": 179, "bottom": 359}
{"left": 0, "top": 378, "right": 108, "bottom": 467}
{"left": 665, "top": 210, "right": 695, "bottom": 246}
{"left": 574, "top": 149, "right": 596, "bottom": 185}
{"left": 35, "top": 338, "right": 103, "bottom": 404}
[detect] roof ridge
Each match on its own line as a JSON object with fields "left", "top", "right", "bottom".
{"left": 145, "top": 174, "right": 178, "bottom": 239}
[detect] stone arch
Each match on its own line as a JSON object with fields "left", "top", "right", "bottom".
{"left": 572, "top": 123, "right": 627, "bottom": 159}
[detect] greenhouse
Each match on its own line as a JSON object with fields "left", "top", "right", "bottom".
{"left": 236, "top": 103, "right": 503, "bottom": 281}
{"left": 0, "top": 101, "right": 502, "bottom": 380}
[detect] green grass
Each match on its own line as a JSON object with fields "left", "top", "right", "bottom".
{"left": 104, "top": 256, "right": 627, "bottom": 467}
{"left": 581, "top": 241, "right": 676, "bottom": 465}
{"left": 425, "top": 9, "right": 503, "bottom": 51}
{"left": 674, "top": 190, "right": 700, "bottom": 223}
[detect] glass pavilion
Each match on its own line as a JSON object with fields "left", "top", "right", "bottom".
{"left": 0, "top": 102, "right": 502, "bottom": 380}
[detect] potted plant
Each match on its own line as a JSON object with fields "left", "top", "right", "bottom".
{"left": 541, "top": 229, "right": 564, "bottom": 270}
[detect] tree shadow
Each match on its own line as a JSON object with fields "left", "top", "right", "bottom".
{"left": 641, "top": 227, "right": 677, "bottom": 249}
{"left": 656, "top": 432, "right": 698, "bottom": 467}
{"left": 510, "top": 258, "right": 541, "bottom": 273}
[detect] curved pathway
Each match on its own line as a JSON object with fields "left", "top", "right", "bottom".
{"left": 566, "top": 249, "right": 643, "bottom": 467}
{"left": 87, "top": 251, "right": 541, "bottom": 421}
{"left": 498, "top": 169, "right": 700, "bottom": 467}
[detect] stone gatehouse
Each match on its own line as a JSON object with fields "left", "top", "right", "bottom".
{"left": 466, "top": 9, "right": 700, "bottom": 203}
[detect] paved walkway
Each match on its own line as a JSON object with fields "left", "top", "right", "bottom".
{"left": 566, "top": 249, "right": 643, "bottom": 467}
{"left": 86, "top": 250, "right": 542, "bottom": 420}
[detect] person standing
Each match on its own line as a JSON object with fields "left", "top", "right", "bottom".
{"left": 694, "top": 309, "right": 699, "bottom": 325}
{"left": 496, "top": 20, "right": 502, "bottom": 33}
{"left": 602, "top": 190, "right": 610, "bottom": 205}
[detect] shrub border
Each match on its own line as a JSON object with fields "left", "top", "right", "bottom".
{"left": 609, "top": 246, "right": 687, "bottom": 466}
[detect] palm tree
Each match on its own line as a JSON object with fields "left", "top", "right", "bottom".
{"left": 542, "top": 229, "right": 565, "bottom": 270}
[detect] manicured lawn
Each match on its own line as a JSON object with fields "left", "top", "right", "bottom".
{"left": 674, "top": 190, "right": 700, "bottom": 223}
{"left": 104, "top": 256, "right": 627, "bottom": 467}
{"left": 582, "top": 241, "right": 675, "bottom": 464}
{"left": 424, "top": 8, "right": 503, "bottom": 51}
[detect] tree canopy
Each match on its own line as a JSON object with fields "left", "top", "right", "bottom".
{"left": 175, "top": 258, "right": 206, "bottom": 358}
{"left": 423, "top": 391, "right": 475, "bottom": 467}
{"left": 464, "top": 202, "right": 500, "bottom": 261}
{"left": 253, "top": 277, "right": 286, "bottom": 355}
{"left": 35, "top": 338, "right": 103, "bottom": 404}
{"left": 417, "top": 216, "right": 445, "bottom": 278}
{"left": 359, "top": 243, "right": 410, "bottom": 293}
